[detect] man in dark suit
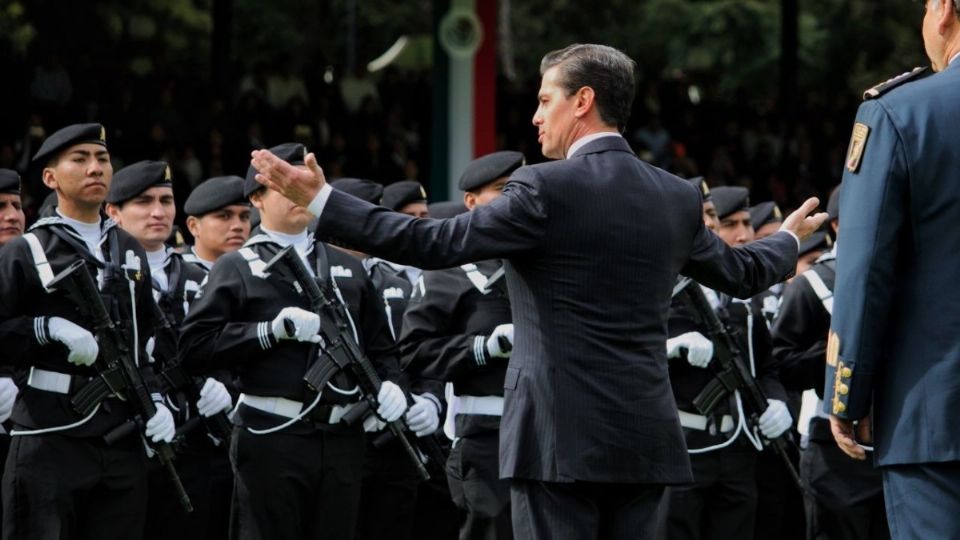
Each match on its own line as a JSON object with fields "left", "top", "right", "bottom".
{"left": 250, "top": 43, "right": 826, "bottom": 539}
{"left": 825, "top": 1, "right": 960, "bottom": 538}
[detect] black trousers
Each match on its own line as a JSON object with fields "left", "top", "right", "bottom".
{"left": 510, "top": 479, "right": 664, "bottom": 540}
{"left": 754, "top": 443, "right": 805, "bottom": 540}
{"left": 229, "top": 427, "right": 365, "bottom": 540}
{"left": 801, "top": 425, "right": 887, "bottom": 540}
{"left": 355, "top": 437, "right": 421, "bottom": 540}
{"left": 145, "top": 443, "right": 233, "bottom": 540}
{"left": 882, "top": 461, "right": 960, "bottom": 540}
{"left": 666, "top": 447, "right": 757, "bottom": 540}
{"left": 447, "top": 431, "right": 512, "bottom": 540}
{"left": 2, "top": 432, "right": 148, "bottom": 540}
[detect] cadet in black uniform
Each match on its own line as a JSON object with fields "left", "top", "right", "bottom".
{"left": 182, "top": 176, "right": 251, "bottom": 272}
{"left": 400, "top": 151, "right": 524, "bottom": 540}
{"left": 749, "top": 201, "right": 785, "bottom": 326}
{"left": 0, "top": 123, "right": 176, "bottom": 539}
{"left": 665, "top": 185, "right": 793, "bottom": 540}
{"left": 178, "top": 143, "right": 409, "bottom": 540}
{"left": 327, "top": 177, "right": 441, "bottom": 540}
{"left": 772, "top": 187, "right": 888, "bottom": 540}
{"left": 104, "top": 160, "right": 234, "bottom": 540}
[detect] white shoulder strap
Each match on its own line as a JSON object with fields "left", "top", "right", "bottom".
{"left": 238, "top": 247, "right": 270, "bottom": 279}
{"left": 460, "top": 263, "right": 490, "bottom": 295}
{"left": 23, "top": 233, "right": 55, "bottom": 290}
{"left": 801, "top": 269, "right": 833, "bottom": 315}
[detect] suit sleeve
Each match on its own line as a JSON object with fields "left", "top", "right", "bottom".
{"left": 315, "top": 167, "right": 548, "bottom": 269}
{"left": 178, "top": 255, "right": 279, "bottom": 374}
{"left": 0, "top": 239, "right": 39, "bottom": 375}
{"left": 826, "top": 100, "right": 907, "bottom": 419}
{"left": 771, "top": 278, "right": 829, "bottom": 397}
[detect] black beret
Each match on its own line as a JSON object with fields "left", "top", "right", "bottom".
{"left": 749, "top": 201, "right": 783, "bottom": 229}
{"left": 184, "top": 176, "right": 248, "bottom": 216}
{"left": 827, "top": 185, "right": 841, "bottom": 221}
{"left": 244, "top": 142, "right": 307, "bottom": 197}
{"left": 106, "top": 160, "right": 172, "bottom": 205}
{"left": 799, "top": 229, "right": 832, "bottom": 257}
{"left": 428, "top": 201, "right": 468, "bottom": 218}
{"left": 0, "top": 169, "right": 20, "bottom": 195}
{"left": 711, "top": 186, "right": 750, "bottom": 220}
{"left": 458, "top": 151, "right": 525, "bottom": 192}
{"left": 331, "top": 177, "right": 383, "bottom": 205}
{"left": 382, "top": 180, "right": 428, "bottom": 211}
{"left": 32, "top": 123, "right": 107, "bottom": 166}
{"left": 686, "top": 176, "right": 711, "bottom": 202}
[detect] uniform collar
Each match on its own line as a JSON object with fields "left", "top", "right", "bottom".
{"left": 566, "top": 132, "right": 623, "bottom": 159}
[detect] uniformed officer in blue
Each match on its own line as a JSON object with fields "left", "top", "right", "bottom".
{"left": 826, "top": 1, "right": 960, "bottom": 537}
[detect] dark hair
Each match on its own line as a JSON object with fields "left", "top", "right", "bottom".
{"left": 539, "top": 44, "right": 637, "bottom": 133}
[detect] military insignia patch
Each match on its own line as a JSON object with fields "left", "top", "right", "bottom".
{"left": 846, "top": 123, "right": 870, "bottom": 173}
{"left": 99, "top": 126, "right": 107, "bottom": 142}
{"left": 826, "top": 330, "right": 840, "bottom": 367}
{"left": 165, "top": 165, "right": 172, "bottom": 181}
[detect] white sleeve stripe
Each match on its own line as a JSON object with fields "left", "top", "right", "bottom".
{"left": 474, "top": 336, "right": 486, "bottom": 366}
{"left": 257, "top": 322, "right": 273, "bottom": 350}
{"left": 34, "top": 317, "right": 47, "bottom": 345}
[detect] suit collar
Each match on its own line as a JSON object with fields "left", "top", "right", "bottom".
{"left": 567, "top": 133, "right": 634, "bottom": 159}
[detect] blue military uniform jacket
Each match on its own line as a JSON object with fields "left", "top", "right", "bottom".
{"left": 825, "top": 62, "right": 960, "bottom": 465}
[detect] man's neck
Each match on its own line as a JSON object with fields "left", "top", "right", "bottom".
{"left": 565, "top": 129, "right": 621, "bottom": 159}
{"left": 193, "top": 245, "right": 220, "bottom": 265}
{"left": 56, "top": 198, "right": 101, "bottom": 224}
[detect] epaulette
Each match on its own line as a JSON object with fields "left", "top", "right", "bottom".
{"left": 863, "top": 67, "right": 930, "bottom": 100}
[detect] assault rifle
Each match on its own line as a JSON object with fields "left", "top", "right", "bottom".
{"left": 48, "top": 260, "right": 193, "bottom": 512}
{"left": 262, "top": 246, "right": 431, "bottom": 480}
{"left": 676, "top": 277, "right": 803, "bottom": 490}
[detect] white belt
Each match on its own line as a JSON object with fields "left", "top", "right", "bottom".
{"left": 679, "top": 410, "right": 734, "bottom": 433}
{"left": 239, "top": 394, "right": 354, "bottom": 424}
{"left": 27, "top": 367, "right": 73, "bottom": 394}
{"left": 456, "top": 395, "right": 503, "bottom": 417}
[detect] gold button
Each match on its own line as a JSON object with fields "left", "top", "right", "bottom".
{"left": 841, "top": 367, "right": 853, "bottom": 378}
{"left": 833, "top": 401, "right": 846, "bottom": 414}
{"left": 838, "top": 384, "right": 849, "bottom": 395}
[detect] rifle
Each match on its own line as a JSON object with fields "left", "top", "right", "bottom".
{"left": 150, "top": 300, "right": 233, "bottom": 447}
{"left": 262, "top": 245, "right": 430, "bottom": 481}
{"left": 48, "top": 260, "right": 193, "bottom": 512}
{"left": 676, "top": 277, "right": 803, "bottom": 490}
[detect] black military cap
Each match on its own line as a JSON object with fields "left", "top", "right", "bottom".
{"left": 827, "top": 185, "right": 841, "bottom": 221}
{"left": 686, "top": 176, "right": 711, "bottom": 202}
{"left": 458, "top": 151, "right": 524, "bottom": 192}
{"left": 31, "top": 123, "right": 107, "bottom": 166}
{"left": 105, "top": 160, "right": 172, "bottom": 205}
{"left": 428, "top": 200, "right": 468, "bottom": 218}
{"left": 382, "top": 180, "right": 428, "bottom": 211}
{"left": 711, "top": 186, "right": 750, "bottom": 220}
{"left": 184, "top": 176, "right": 248, "bottom": 216}
{"left": 799, "top": 229, "right": 832, "bottom": 257}
{"left": 331, "top": 177, "right": 383, "bottom": 205}
{"left": 0, "top": 169, "right": 20, "bottom": 195}
{"left": 244, "top": 142, "right": 307, "bottom": 197}
{"left": 749, "top": 201, "right": 783, "bottom": 230}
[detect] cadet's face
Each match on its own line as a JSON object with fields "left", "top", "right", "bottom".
{"left": 533, "top": 66, "right": 578, "bottom": 160}
{"left": 398, "top": 201, "right": 429, "bottom": 218}
{"left": 44, "top": 144, "right": 112, "bottom": 209}
{"left": 753, "top": 221, "right": 781, "bottom": 241}
{"left": 702, "top": 201, "right": 719, "bottom": 232}
{"left": 254, "top": 172, "right": 313, "bottom": 232}
{"left": 189, "top": 205, "right": 251, "bottom": 260}
{"left": 0, "top": 194, "right": 25, "bottom": 246}
{"left": 718, "top": 210, "right": 755, "bottom": 247}
{"left": 796, "top": 250, "right": 823, "bottom": 276}
{"left": 108, "top": 186, "right": 175, "bottom": 251}
{"left": 465, "top": 178, "right": 509, "bottom": 211}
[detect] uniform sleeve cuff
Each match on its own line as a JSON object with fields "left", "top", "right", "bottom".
{"left": 779, "top": 229, "right": 801, "bottom": 250}
{"left": 307, "top": 183, "right": 334, "bottom": 217}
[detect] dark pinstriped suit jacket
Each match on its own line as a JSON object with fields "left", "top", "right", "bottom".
{"left": 315, "top": 135, "right": 797, "bottom": 484}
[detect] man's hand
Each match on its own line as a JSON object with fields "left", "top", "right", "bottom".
{"left": 145, "top": 403, "right": 176, "bottom": 444}
{"left": 405, "top": 394, "right": 440, "bottom": 437}
{"left": 780, "top": 197, "right": 829, "bottom": 241}
{"left": 758, "top": 399, "right": 792, "bottom": 438}
{"left": 0, "top": 378, "right": 18, "bottom": 423}
{"left": 48, "top": 317, "right": 99, "bottom": 366}
{"left": 250, "top": 149, "right": 326, "bottom": 207}
{"left": 666, "top": 331, "right": 714, "bottom": 368}
{"left": 830, "top": 414, "right": 872, "bottom": 460}
{"left": 376, "top": 381, "right": 407, "bottom": 423}
{"left": 196, "top": 378, "right": 233, "bottom": 417}
{"left": 486, "top": 324, "right": 514, "bottom": 359}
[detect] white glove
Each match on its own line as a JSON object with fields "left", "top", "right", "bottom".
{"left": 363, "top": 415, "right": 386, "bottom": 432}
{"left": 485, "top": 324, "right": 514, "bottom": 359}
{"left": 0, "top": 378, "right": 18, "bottom": 423}
{"left": 145, "top": 402, "right": 176, "bottom": 444}
{"left": 376, "top": 381, "right": 406, "bottom": 423}
{"left": 405, "top": 394, "right": 440, "bottom": 437}
{"left": 48, "top": 317, "right": 99, "bottom": 366}
{"left": 758, "top": 399, "right": 792, "bottom": 439}
{"left": 145, "top": 337, "right": 156, "bottom": 363}
{"left": 196, "top": 378, "right": 232, "bottom": 417}
{"left": 666, "top": 331, "right": 714, "bottom": 368}
{"left": 271, "top": 307, "right": 322, "bottom": 343}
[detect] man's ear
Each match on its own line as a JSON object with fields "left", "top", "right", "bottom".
{"left": 463, "top": 191, "right": 477, "bottom": 211}
{"left": 104, "top": 203, "right": 122, "bottom": 224}
{"left": 186, "top": 215, "right": 200, "bottom": 238}
{"left": 573, "top": 86, "right": 596, "bottom": 119}
{"left": 41, "top": 168, "right": 58, "bottom": 191}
